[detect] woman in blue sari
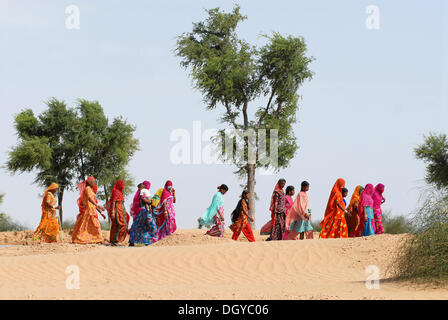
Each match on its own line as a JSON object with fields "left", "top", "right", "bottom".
{"left": 359, "top": 184, "right": 375, "bottom": 237}
{"left": 129, "top": 181, "right": 162, "bottom": 246}
{"left": 198, "top": 184, "right": 228, "bottom": 237}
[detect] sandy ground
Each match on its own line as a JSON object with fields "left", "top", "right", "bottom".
{"left": 0, "top": 229, "right": 447, "bottom": 300}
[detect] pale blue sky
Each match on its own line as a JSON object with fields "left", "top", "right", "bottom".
{"left": 0, "top": 0, "right": 446, "bottom": 229}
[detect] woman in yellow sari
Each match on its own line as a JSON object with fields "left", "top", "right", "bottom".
{"left": 34, "top": 183, "right": 61, "bottom": 243}
{"left": 72, "top": 176, "right": 106, "bottom": 244}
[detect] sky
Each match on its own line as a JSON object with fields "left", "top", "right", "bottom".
{"left": 0, "top": 0, "right": 447, "bottom": 229}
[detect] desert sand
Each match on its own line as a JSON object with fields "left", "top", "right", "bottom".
{"left": 0, "top": 229, "right": 447, "bottom": 300}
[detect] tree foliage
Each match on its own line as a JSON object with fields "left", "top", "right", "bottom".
{"left": 6, "top": 98, "right": 139, "bottom": 222}
{"left": 415, "top": 133, "right": 448, "bottom": 190}
{"left": 176, "top": 5, "right": 314, "bottom": 221}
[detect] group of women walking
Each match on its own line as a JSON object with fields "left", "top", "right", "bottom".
{"left": 198, "top": 179, "right": 314, "bottom": 242}
{"left": 33, "top": 177, "right": 177, "bottom": 246}
{"left": 198, "top": 178, "right": 386, "bottom": 242}
{"left": 33, "top": 176, "right": 386, "bottom": 245}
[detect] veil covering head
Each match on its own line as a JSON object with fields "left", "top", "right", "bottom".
{"left": 77, "top": 177, "right": 97, "bottom": 208}
{"left": 42, "top": 183, "right": 59, "bottom": 208}
{"left": 323, "top": 178, "right": 346, "bottom": 218}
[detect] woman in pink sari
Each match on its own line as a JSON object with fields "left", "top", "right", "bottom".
{"left": 354, "top": 184, "right": 375, "bottom": 237}
{"left": 155, "top": 180, "right": 177, "bottom": 240}
{"left": 372, "top": 183, "right": 386, "bottom": 234}
{"left": 130, "top": 183, "right": 144, "bottom": 221}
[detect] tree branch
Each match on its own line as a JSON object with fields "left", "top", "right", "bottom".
{"left": 242, "top": 101, "right": 249, "bottom": 129}
{"left": 257, "top": 88, "right": 276, "bottom": 128}
{"left": 273, "top": 100, "right": 283, "bottom": 118}
{"left": 224, "top": 101, "right": 239, "bottom": 129}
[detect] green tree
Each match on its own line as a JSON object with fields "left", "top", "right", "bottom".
{"left": 415, "top": 133, "right": 448, "bottom": 190}
{"left": 74, "top": 99, "right": 139, "bottom": 201}
{"left": 6, "top": 98, "right": 139, "bottom": 223}
{"left": 6, "top": 98, "right": 78, "bottom": 224}
{"left": 176, "top": 6, "right": 314, "bottom": 225}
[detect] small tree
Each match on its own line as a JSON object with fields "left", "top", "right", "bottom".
{"left": 415, "top": 133, "right": 448, "bottom": 190}
{"left": 176, "top": 6, "right": 314, "bottom": 225}
{"left": 6, "top": 98, "right": 78, "bottom": 223}
{"left": 6, "top": 98, "right": 139, "bottom": 223}
{"left": 73, "top": 99, "right": 139, "bottom": 201}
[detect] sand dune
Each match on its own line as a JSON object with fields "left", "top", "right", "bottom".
{"left": 0, "top": 229, "right": 447, "bottom": 300}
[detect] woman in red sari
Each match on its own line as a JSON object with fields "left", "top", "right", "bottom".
{"left": 72, "top": 177, "right": 106, "bottom": 244}
{"left": 319, "top": 178, "right": 349, "bottom": 239}
{"left": 106, "top": 180, "right": 130, "bottom": 246}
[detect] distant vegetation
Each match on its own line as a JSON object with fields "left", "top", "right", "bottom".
{"left": 393, "top": 133, "right": 448, "bottom": 284}
{"left": 393, "top": 189, "right": 448, "bottom": 283}
{"left": 0, "top": 194, "right": 26, "bottom": 232}
{"left": 62, "top": 219, "right": 111, "bottom": 231}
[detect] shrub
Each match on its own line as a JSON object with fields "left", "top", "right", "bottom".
{"left": 0, "top": 213, "right": 26, "bottom": 232}
{"left": 393, "top": 188, "right": 448, "bottom": 283}
{"left": 382, "top": 211, "right": 414, "bottom": 234}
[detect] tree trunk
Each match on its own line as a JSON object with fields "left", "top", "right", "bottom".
{"left": 58, "top": 188, "right": 64, "bottom": 226}
{"left": 247, "top": 164, "right": 256, "bottom": 230}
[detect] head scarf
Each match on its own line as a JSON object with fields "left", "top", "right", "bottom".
{"left": 323, "top": 178, "right": 345, "bottom": 218}
{"left": 159, "top": 180, "right": 173, "bottom": 205}
{"left": 42, "top": 182, "right": 59, "bottom": 208}
{"left": 142, "top": 181, "right": 151, "bottom": 190}
{"left": 109, "top": 180, "right": 125, "bottom": 203}
{"left": 77, "top": 176, "right": 97, "bottom": 208}
{"left": 372, "top": 183, "right": 385, "bottom": 210}
{"left": 348, "top": 185, "right": 364, "bottom": 208}
{"left": 130, "top": 185, "right": 142, "bottom": 219}
{"left": 359, "top": 184, "right": 374, "bottom": 212}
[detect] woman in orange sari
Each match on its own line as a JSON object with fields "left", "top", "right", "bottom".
{"left": 106, "top": 180, "right": 129, "bottom": 246}
{"left": 72, "top": 176, "right": 106, "bottom": 244}
{"left": 319, "top": 178, "right": 349, "bottom": 239}
{"left": 34, "top": 182, "right": 61, "bottom": 243}
{"left": 346, "top": 185, "right": 364, "bottom": 237}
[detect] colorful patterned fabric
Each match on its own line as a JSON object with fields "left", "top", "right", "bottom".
{"left": 72, "top": 182, "right": 104, "bottom": 244}
{"left": 268, "top": 212, "right": 286, "bottom": 241}
{"left": 319, "top": 179, "right": 348, "bottom": 239}
{"left": 230, "top": 199, "right": 254, "bottom": 242}
{"left": 109, "top": 201, "right": 129, "bottom": 244}
{"left": 155, "top": 195, "right": 177, "bottom": 241}
{"left": 285, "top": 191, "right": 309, "bottom": 230}
{"left": 289, "top": 219, "right": 314, "bottom": 233}
{"left": 372, "top": 183, "right": 385, "bottom": 234}
{"left": 151, "top": 188, "right": 163, "bottom": 208}
{"left": 347, "top": 186, "right": 363, "bottom": 237}
{"left": 200, "top": 191, "right": 224, "bottom": 228}
{"left": 354, "top": 184, "right": 375, "bottom": 237}
{"left": 129, "top": 201, "right": 158, "bottom": 245}
{"left": 205, "top": 207, "right": 225, "bottom": 238}
{"left": 34, "top": 183, "right": 60, "bottom": 243}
